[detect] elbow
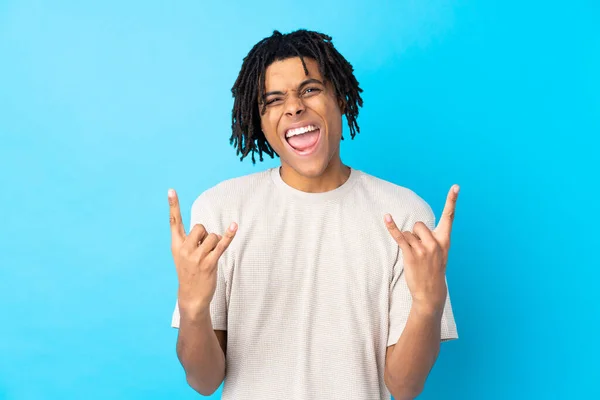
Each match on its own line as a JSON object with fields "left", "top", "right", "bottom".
{"left": 176, "top": 345, "right": 225, "bottom": 396}
{"left": 388, "top": 385, "right": 423, "bottom": 400}
{"left": 384, "top": 371, "right": 423, "bottom": 400}
{"left": 178, "top": 354, "right": 223, "bottom": 396}
{"left": 186, "top": 374, "right": 220, "bottom": 397}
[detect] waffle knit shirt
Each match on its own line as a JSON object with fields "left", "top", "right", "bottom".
{"left": 171, "top": 166, "right": 458, "bottom": 400}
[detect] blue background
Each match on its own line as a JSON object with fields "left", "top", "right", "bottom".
{"left": 1, "top": 1, "right": 598, "bottom": 399}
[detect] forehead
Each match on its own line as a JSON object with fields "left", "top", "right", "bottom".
{"left": 264, "top": 57, "right": 323, "bottom": 90}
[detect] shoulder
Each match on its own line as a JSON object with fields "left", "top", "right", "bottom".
{"left": 356, "top": 170, "right": 436, "bottom": 229}
{"left": 191, "top": 168, "right": 274, "bottom": 211}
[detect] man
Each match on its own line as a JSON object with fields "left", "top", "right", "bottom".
{"left": 170, "top": 29, "right": 459, "bottom": 400}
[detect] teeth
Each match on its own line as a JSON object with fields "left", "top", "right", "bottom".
{"left": 285, "top": 125, "right": 318, "bottom": 138}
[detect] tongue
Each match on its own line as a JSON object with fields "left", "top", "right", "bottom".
{"left": 287, "top": 130, "right": 319, "bottom": 151}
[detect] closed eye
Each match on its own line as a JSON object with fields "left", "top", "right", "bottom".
{"left": 266, "top": 98, "right": 282, "bottom": 105}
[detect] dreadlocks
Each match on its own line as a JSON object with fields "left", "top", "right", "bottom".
{"left": 230, "top": 29, "right": 364, "bottom": 164}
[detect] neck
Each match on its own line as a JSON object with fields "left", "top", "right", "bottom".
{"left": 279, "top": 157, "right": 351, "bottom": 193}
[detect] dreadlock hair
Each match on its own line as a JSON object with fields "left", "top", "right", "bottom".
{"left": 230, "top": 29, "right": 364, "bottom": 164}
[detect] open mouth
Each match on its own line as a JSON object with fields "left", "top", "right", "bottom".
{"left": 285, "top": 124, "right": 321, "bottom": 156}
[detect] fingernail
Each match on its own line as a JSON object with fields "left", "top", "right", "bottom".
{"left": 229, "top": 222, "right": 237, "bottom": 231}
{"left": 168, "top": 189, "right": 175, "bottom": 198}
{"left": 453, "top": 185, "right": 460, "bottom": 194}
{"left": 384, "top": 214, "right": 392, "bottom": 223}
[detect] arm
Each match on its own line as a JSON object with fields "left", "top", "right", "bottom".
{"left": 176, "top": 310, "right": 227, "bottom": 396}
{"left": 384, "top": 304, "right": 443, "bottom": 399}
{"left": 383, "top": 184, "right": 460, "bottom": 399}
{"left": 168, "top": 189, "right": 235, "bottom": 395}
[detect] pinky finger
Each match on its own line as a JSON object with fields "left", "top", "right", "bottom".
{"left": 384, "top": 214, "right": 412, "bottom": 255}
{"left": 212, "top": 222, "right": 238, "bottom": 258}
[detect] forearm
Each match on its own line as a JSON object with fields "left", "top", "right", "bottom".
{"left": 176, "top": 310, "right": 225, "bottom": 396}
{"left": 385, "top": 304, "right": 442, "bottom": 399}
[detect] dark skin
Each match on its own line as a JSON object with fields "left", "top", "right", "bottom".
{"left": 169, "top": 55, "right": 459, "bottom": 399}
{"left": 169, "top": 188, "right": 234, "bottom": 395}
{"left": 383, "top": 187, "right": 459, "bottom": 399}
{"left": 260, "top": 57, "right": 350, "bottom": 192}
{"left": 259, "top": 56, "right": 461, "bottom": 399}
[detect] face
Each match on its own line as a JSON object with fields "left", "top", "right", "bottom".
{"left": 260, "top": 57, "right": 344, "bottom": 179}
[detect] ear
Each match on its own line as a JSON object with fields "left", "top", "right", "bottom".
{"left": 338, "top": 97, "right": 347, "bottom": 114}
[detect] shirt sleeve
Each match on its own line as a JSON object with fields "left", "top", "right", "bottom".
{"left": 387, "top": 199, "right": 458, "bottom": 346}
{"left": 171, "top": 193, "right": 228, "bottom": 331}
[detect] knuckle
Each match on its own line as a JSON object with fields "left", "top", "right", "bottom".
{"left": 191, "top": 224, "right": 205, "bottom": 232}
{"left": 192, "top": 249, "right": 203, "bottom": 261}
{"left": 207, "top": 232, "right": 218, "bottom": 241}
{"left": 200, "top": 256, "right": 216, "bottom": 271}
{"left": 414, "top": 221, "right": 429, "bottom": 232}
{"left": 178, "top": 247, "right": 190, "bottom": 258}
{"left": 169, "top": 215, "right": 177, "bottom": 225}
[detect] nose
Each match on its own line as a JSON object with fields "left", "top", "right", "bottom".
{"left": 285, "top": 95, "right": 305, "bottom": 117}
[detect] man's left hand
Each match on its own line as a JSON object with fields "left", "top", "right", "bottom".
{"left": 384, "top": 185, "right": 460, "bottom": 315}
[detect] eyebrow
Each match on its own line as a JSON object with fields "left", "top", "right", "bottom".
{"left": 263, "top": 78, "right": 324, "bottom": 99}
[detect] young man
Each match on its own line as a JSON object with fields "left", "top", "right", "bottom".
{"left": 170, "top": 29, "right": 459, "bottom": 400}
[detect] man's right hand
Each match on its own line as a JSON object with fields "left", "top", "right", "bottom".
{"left": 168, "top": 188, "right": 237, "bottom": 323}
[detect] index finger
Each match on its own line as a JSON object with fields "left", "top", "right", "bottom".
{"left": 434, "top": 184, "right": 459, "bottom": 240}
{"left": 168, "top": 188, "right": 186, "bottom": 245}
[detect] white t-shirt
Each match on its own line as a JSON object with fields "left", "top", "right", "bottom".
{"left": 172, "top": 166, "right": 458, "bottom": 399}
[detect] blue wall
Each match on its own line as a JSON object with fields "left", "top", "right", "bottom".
{"left": 1, "top": 1, "right": 598, "bottom": 399}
